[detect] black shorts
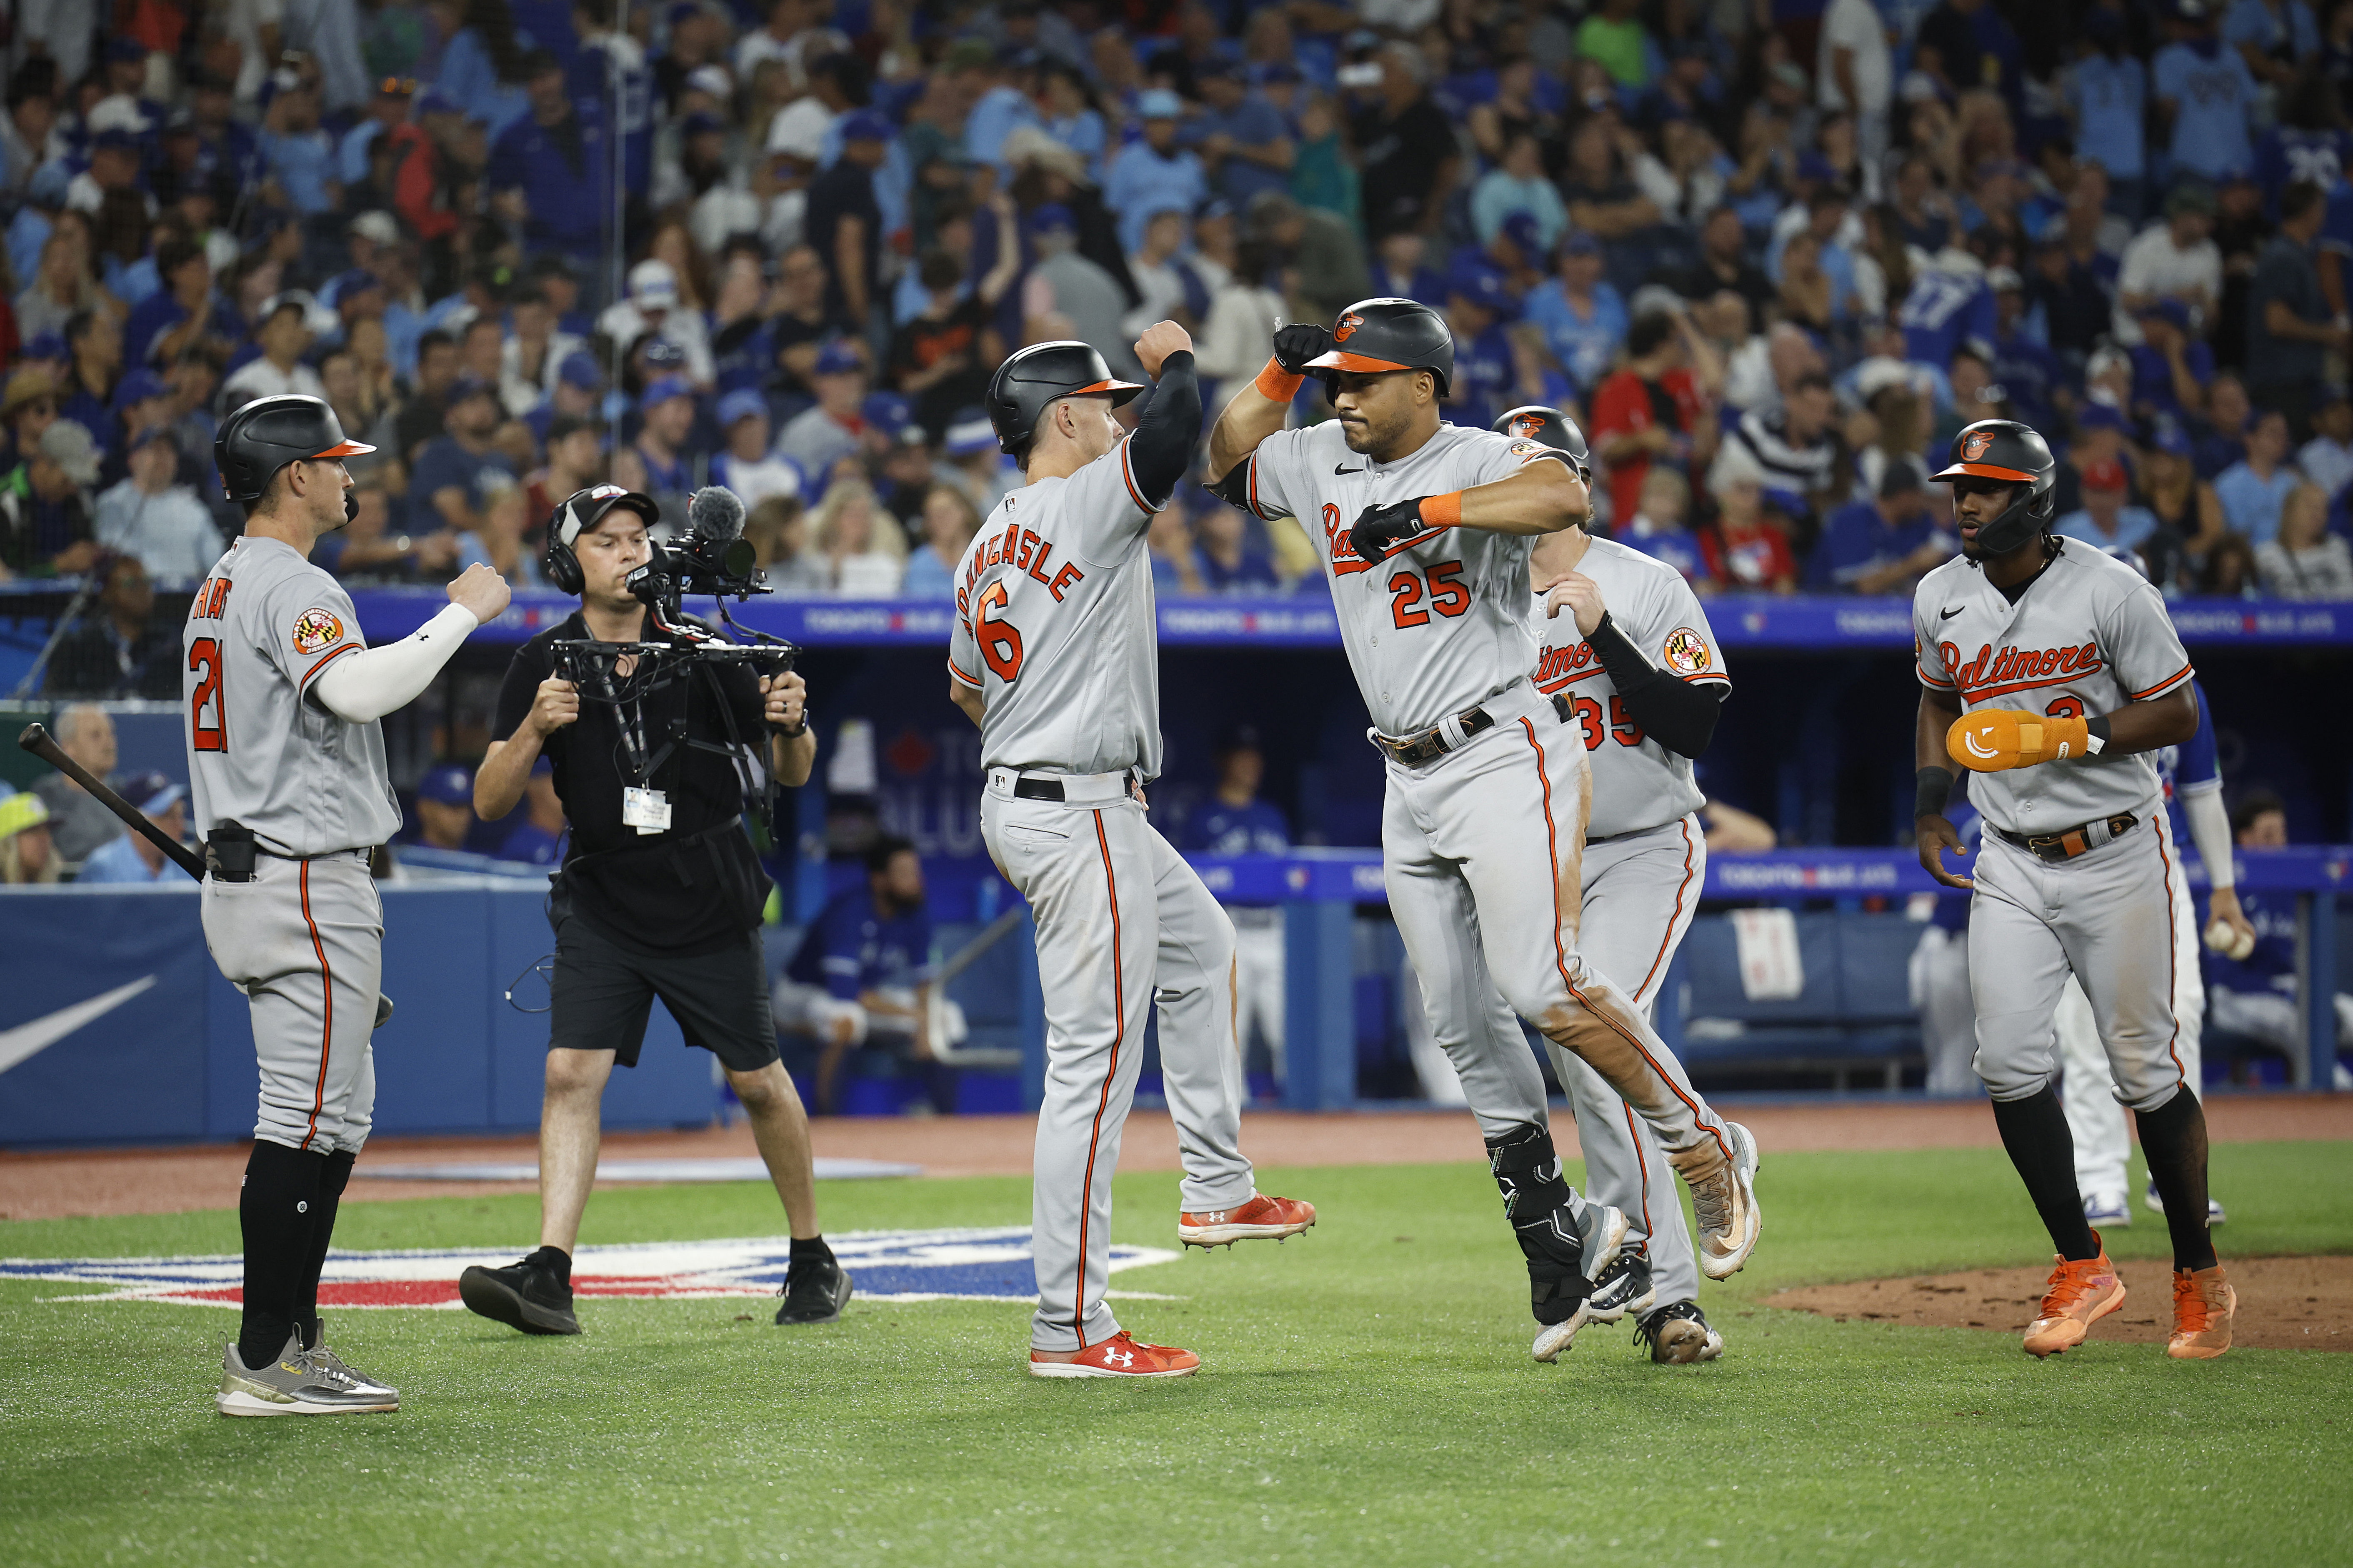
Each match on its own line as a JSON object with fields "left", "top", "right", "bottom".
{"left": 548, "top": 908, "right": 780, "bottom": 1074}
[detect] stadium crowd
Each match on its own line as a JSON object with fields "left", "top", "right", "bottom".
{"left": 4, "top": 0, "right": 2353, "bottom": 648}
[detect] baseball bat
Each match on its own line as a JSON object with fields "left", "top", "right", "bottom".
{"left": 17, "top": 723, "right": 396, "bottom": 1029}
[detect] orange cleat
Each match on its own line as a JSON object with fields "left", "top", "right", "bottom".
{"left": 2168, "top": 1265, "right": 2235, "bottom": 1360}
{"left": 1028, "top": 1331, "right": 1200, "bottom": 1380}
{"left": 1178, "top": 1193, "right": 1316, "bottom": 1248}
{"left": 2021, "top": 1236, "right": 2127, "bottom": 1358}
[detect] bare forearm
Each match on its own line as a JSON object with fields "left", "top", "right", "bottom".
{"left": 2099, "top": 689, "right": 2197, "bottom": 754}
{"left": 1454, "top": 462, "right": 1589, "bottom": 536}
{"left": 475, "top": 732, "right": 542, "bottom": 820}
{"left": 1207, "top": 380, "right": 1288, "bottom": 481}
{"left": 771, "top": 727, "right": 814, "bottom": 788}
{"left": 1915, "top": 687, "right": 1963, "bottom": 772}
{"left": 948, "top": 679, "right": 983, "bottom": 727}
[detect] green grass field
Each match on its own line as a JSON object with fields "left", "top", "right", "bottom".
{"left": 5, "top": 1140, "right": 2351, "bottom": 1567}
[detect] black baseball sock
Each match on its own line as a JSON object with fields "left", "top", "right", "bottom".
{"left": 238, "top": 1140, "right": 327, "bottom": 1369}
{"left": 292, "top": 1149, "right": 357, "bottom": 1351}
{"left": 790, "top": 1234, "right": 833, "bottom": 1265}
{"left": 1989, "top": 1087, "right": 2100, "bottom": 1262}
{"left": 2134, "top": 1088, "right": 2218, "bottom": 1273}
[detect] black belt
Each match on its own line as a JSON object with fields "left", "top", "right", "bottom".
{"left": 1373, "top": 704, "right": 1495, "bottom": 766}
{"left": 1995, "top": 812, "right": 2138, "bottom": 864}
{"left": 1014, "top": 777, "right": 1065, "bottom": 801}
{"left": 203, "top": 839, "right": 370, "bottom": 882}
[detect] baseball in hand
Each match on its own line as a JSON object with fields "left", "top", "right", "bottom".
{"left": 2204, "top": 917, "right": 2255, "bottom": 961}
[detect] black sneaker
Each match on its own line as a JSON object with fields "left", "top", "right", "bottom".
{"left": 459, "top": 1249, "right": 581, "bottom": 1336}
{"left": 1633, "top": 1301, "right": 1723, "bottom": 1364}
{"left": 775, "top": 1251, "right": 853, "bottom": 1325}
{"left": 1586, "top": 1251, "right": 1658, "bottom": 1324}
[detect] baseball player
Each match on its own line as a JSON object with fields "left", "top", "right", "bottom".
{"left": 193, "top": 395, "right": 509, "bottom": 1413}
{"left": 2056, "top": 677, "right": 2248, "bottom": 1228}
{"left": 1205, "top": 302, "right": 1760, "bottom": 1363}
{"left": 1912, "top": 417, "right": 2234, "bottom": 1360}
{"left": 947, "top": 327, "right": 1314, "bottom": 1381}
{"left": 1493, "top": 404, "right": 1733, "bottom": 1365}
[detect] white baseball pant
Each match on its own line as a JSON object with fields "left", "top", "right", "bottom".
{"left": 981, "top": 769, "right": 1256, "bottom": 1354}
{"left": 2056, "top": 811, "right": 2204, "bottom": 1197}
{"left": 1229, "top": 910, "right": 1286, "bottom": 1083}
{"left": 202, "top": 851, "right": 381, "bottom": 1156}
{"left": 1381, "top": 682, "right": 1739, "bottom": 1178}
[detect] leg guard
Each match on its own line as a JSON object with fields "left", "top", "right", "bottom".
{"left": 1488, "top": 1126, "right": 1593, "bottom": 1326}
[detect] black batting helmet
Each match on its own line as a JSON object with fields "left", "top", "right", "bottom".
{"left": 1932, "top": 418, "right": 2057, "bottom": 557}
{"left": 214, "top": 394, "right": 375, "bottom": 504}
{"left": 1305, "top": 298, "right": 1453, "bottom": 397}
{"left": 984, "top": 340, "right": 1143, "bottom": 458}
{"left": 1492, "top": 405, "right": 1591, "bottom": 485}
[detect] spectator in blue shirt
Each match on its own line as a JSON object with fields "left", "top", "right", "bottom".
{"left": 2129, "top": 298, "right": 2217, "bottom": 425}
{"left": 2154, "top": 11, "right": 2262, "bottom": 181}
{"left": 2055, "top": 457, "right": 2162, "bottom": 554}
{"left": 1443, "top": 267, "right": 1518, "bottom": 431}
{"left": 487, "top": 51, "right": 615, "bottom": 265}
{"left": 495, "top": 757, "right": 567, "bottom": 865}
{"left": 1523, "top": 233, "right": 1629, "bottom": 393}
{"left": 1104, "top": 91, "right": 1207, "bottom": 254}
{"left": 2225, "top": 0, "right": 2322, "bottom": 91}
{"left": 1807, "top": 459, "right": 1958, "bottom": 593}
{"left": 963, "top": 48, "right": 1042, "bottom": 174}
{"left": 1369, "top": 230, "right": 1448, "bottom": 309}
{"left": 256, "top": 79, "right": 338, "bottom": 216}
{"left": 1470, "top": 131, "right": 1568, "bottom": 252}
{"left": 775, "top": 836, "right": 949, "bottom": 1115}
{"left": 338, "top": 77, "right": 417, "bottom": 186}
{"left": 72, "top": 774, "right": 185, "bottom": 884}
{"left": 410, "top": 378, "right": 516, "bottom": 537}
{"left": 1190, "top": 61, "right": 1293, "bottom": 209}
{"left": 1613, "top": 467, "right": 1706, "bottom": 583}
{"left": 2214, "top": 409, "right": 2303, "bottom": 544}
{"left": 2067, "top": 17, "right": 2148, "bottom": 216}
{"left": 1986, "top": 267, "right": 2063, "bottom": 429}
{"left": 1183, "top": 726, "right": 1292, "bottom": 1081}
{"left": 1192, "top": 494, "right": 1280, "bottom": 593}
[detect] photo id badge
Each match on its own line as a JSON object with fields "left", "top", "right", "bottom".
{"left": 623, "top": 786, "right": 672, "bottom": 836}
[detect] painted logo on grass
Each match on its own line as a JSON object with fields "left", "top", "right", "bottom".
{"left": 2, "top": 1227, "right": 1182, "bottom": 1310}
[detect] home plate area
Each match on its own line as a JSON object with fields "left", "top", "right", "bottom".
{"left": 4, "top": 1228, "right": 1183, "bottom": 1310}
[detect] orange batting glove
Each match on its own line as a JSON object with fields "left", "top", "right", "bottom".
{"left": 1947, "top": 709, "right": 2093, "bottom": 772}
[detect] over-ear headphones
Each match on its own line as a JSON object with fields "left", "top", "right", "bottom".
{"left": 545, "top": 484, "right": 657, "bottom": 596}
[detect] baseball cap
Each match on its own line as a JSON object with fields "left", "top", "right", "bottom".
{"left": 446, "top": 374, "right": 498, "bottom": 407}
{"left": 685, "top": 63, "right": 734, "bottom": 100}
{"left": 2075, "top": 402, "right": 2126, "bottom": 432}
{"left": 666, "top": 0, "right": 704, "bottom": 25}
{"left": 1561, "top": 230, "right": 1602, "bottom": 257}
{"left": 1449, "top": 264, "right": 1513, "bottom": 316}
{"left": 2081, "top": 457, "right": 2128, "bottom": 491}
{"left": 22, "top": 331, "right": 66, "bottom": 362}
{"left": 1877, "top": 456, "right": 1928, "bottom": 498}
{"left": 35, "top": 420, "right": 100, "bottom": 486}
{"left": 814, "top": 340, "right": 864, "bottom": 377}
{"left": 640, "top": 375, "right": 693, "bottom": 412}
{"left": 681, "top": 110, "right": 726, "bottom": 139}
{"left": 640, "top": 338, "right": 689, "bottom": 372}
{"left": 558, "top": 351, "right": 605, "bottom": 391}
{"left": 717, "top": 387, "right": 768, "bottom": 427}
{"left": 417, "top": 764, "right": 473, "bottom": 806}
{"left": 629, "top": 258, "right": 680, "bottom": 308}
{"left": 945, "top": 407, "right": 997, "bottom": 456}
{"left": 118, "top": 772, "right": 186, "bottom": 815}
{"left": 2137, "top": 297, "right": 2192, "bottom": 330}
{"left": 414, "top": 87, "right": 464, "bottom": 117}
{"left": 92, "top": 127, "right": 140, "bottom": 154}
{"left": 839, "top": 109, "right": 893, "bottom": 144}
{"left": 1986, "top": 266, "right": 2024, "bottom": 293}
{"left": 2165, "top": 182, "right": 2217, "bottom": 218}
{"left": 106, "top": 37, "right": 150, "bottom": 64}
{"left": 862, "top": 390, "right": 912, "bottom": 439}
{"left": 0, "top": 791, "right": 49, "bottom": 842}
{"left": 1499, "top": 211, "right": 1543, "bottom": 258}
{"left": 130, "top": 424, "right": 179, "bottom": 455}
{"left": 348, "top": 210, "right": 400, "bottom": 245}
{"left": 2151, "top": 424, "right": 2195, "bottom": 457}
{"left": 1138, "top": 89, "right": 1183, "bottom": 120}
{"left": 1028, "top": 202, "right": 1076, "bottom": 235}
{"left": 112, "top": 368, "right": 169, "bottom": 411}
{"left": 330, "top": 268, "right": 384, "bottom": 302}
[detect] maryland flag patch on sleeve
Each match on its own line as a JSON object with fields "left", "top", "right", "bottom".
{"left": 1661, "top": 626, "right": 1713, "bottom": 676}
{"left": 291, "top": 608, "right": 346, "bottom": 657}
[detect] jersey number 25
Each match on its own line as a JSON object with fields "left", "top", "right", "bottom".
{"left": 188, "top": 638, "right": 227, "bottom": 752}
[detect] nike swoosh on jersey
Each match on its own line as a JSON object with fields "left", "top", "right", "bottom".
{"left": 0, "top": 976, "right": 159, "bottom": 1075}
{"left": 1940, "top": 606, "right": 1965, "bottom": 619}
{"left": 1335, "top": 464, "right": 1363, "bottom": 474}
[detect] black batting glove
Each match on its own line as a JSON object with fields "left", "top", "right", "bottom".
{"left": 1347, "top": 498, "right": 1427, "bottom": 563}
{"left": 1271, "top": 323, "right": 1335, "bottom": 377}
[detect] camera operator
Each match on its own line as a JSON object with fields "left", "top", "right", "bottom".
{"left": 459, "top": 484, "right": 848, "bottom": 1335}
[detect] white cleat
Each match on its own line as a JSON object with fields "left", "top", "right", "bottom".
{"left": 1690, "top": 1121, "right": 1761, "bottom": 1281}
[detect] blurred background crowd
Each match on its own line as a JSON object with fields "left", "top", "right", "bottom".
{"left": 4, "top": 0, "right": 2353, "bottom": 644}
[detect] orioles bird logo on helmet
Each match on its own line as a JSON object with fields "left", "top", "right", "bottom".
{"left": 1509, "top": 413, "right": 1548, "bottom": 439}
{"left": 1960, "top": 430, "right": 1993, "bottom": 461}
{"left": 1334, "top": 312, "right": 1363, "bottom": 343}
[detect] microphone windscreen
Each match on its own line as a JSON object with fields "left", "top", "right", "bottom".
{"left": 688, "top": 484, "right": 747, "bottom": 542}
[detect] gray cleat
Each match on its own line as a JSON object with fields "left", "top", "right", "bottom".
{"left": 218, "top": 1334, "right": 399, "bottom": 1416}
{"left": 303, "top": 1339, "right": 398, "bottom": 1401}
{"left": 1689, "top": 1121, "right": 1761, "bottom": 1281}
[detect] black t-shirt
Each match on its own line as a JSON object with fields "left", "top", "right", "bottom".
{"left": 495, "top": 611, "right": 772, "bottom": 956}
{"left": 804, "top": 161, "right": 882, "bottom": 322}
{"left": 1352, "top": 94, "right": 1455, "bottom": 237}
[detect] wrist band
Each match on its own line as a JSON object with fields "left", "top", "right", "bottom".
{"left": 1254, "top": 357, "right": 1304, "bottom": 401}
{"left": 2083, "top": 714, "right": 2110, "bottom": 755}
{"left": 1421, "top": 491, "right": 1464, "bottom": 528}
{"left": 1914, "top": 766, "right": 1954, "bottom": 822}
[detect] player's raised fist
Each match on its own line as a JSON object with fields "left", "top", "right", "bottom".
{"left": 1135, "top": 320, "right": 1193, "bottom": 379}
{"left": 1271, "top": 323, "right": 1335, "bottom": 377}
{"left": 446, "top": 562, "right": 512, "bottom": 624}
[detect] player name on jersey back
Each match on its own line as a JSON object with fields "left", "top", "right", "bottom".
{"left": 948, "top": 442, "right": 1164, "bottom": 778}
{"left": 183, "top": 536, "right": 403, "bottom": 857}
{"left": 1525, "top": 536, "right": 1728, "bottom": 838}
{"left": 1237, "top": 421, "right": 1565, "bottom": 737}
{"left": 1911, "top": 542, "right": 2194, "bottom": 836}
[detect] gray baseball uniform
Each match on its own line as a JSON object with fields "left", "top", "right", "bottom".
{"left": 1911, "top": 539, "right": 2197, "bottom": 1110}
{"left": 1517, "top": 537, "right": 1728, "bottom": 1310}
{"left": 950, "top": 442, "right": 1256, "bottom": 1355}
{"left": 185, "top": 536, "right": 402, "bottom": 1154}
{"left": 1237, "top": 422, "right": 1740, "bottom": 1179}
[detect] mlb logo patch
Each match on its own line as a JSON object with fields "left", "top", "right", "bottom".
{"left": 1, "top": 1228, "right": 1182, "bottom": 1310}
{"left": 291, "top": 608, "right": 345, "bottom": 656}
